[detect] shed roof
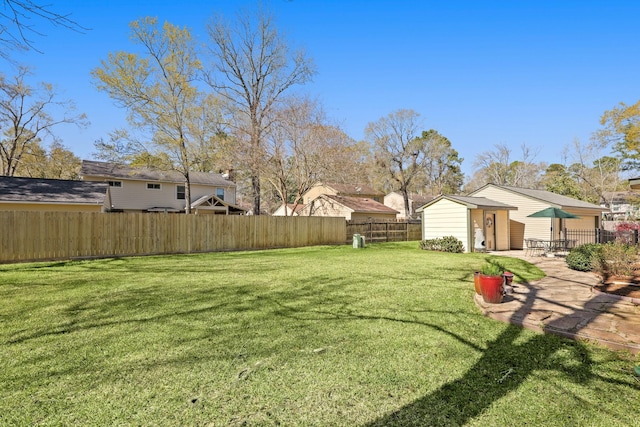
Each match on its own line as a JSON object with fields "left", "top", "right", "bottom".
{"left": 81, "top": 160, "right": 234, "bottom": 187}
{"left": 0, "top": 176, "right": 108, "bottom": 205}
{"left": 417, "top": 195, "right": 517, "bottom": 212}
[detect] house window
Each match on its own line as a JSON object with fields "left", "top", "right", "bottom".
{"left": 176, "top": 185, "right": 185, "bottom": 200}
{"left": 216, "top": 188, "right": 225, "bottom": 201}
{"left": 147, "top": 183, "right": 161, "bottom": 190}
{"left": 108, "top": 181, "right": 122, "bottom": 188}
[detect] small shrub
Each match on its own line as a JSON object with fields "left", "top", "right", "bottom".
{"left": 592, "top": 242, "right": 638, "bottom": 277}
{"left": 481, "top": 262, "right": 503, "bottom": 276}
{"left": 565, "top": 243, "right": 602, "bottom": 272}
{"left": 419, "top": 236, "right": 464, "bottom": 253}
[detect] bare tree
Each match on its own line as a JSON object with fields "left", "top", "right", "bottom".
{"left": 0, "top": 0, "right": 86, "bottom": 60}
{"left": 366, "top": 109, "right": 427, "bottom": 218}
{"left": 263, "top": 96, "right": 363, "bottom": 214}
{"left": 0, "top": 66, "right": 88, "bottom": 176}
{"left": 472, "top": 143, "right": 542, "bottom": 188}
{"left": 567, "top": 138, "right": 626, "bottom": 204}
{"left": 206, "top": 6, "right": 315, "bottom": 214}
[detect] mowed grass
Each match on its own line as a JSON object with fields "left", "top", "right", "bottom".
{"left": 0, "top": 242, "right": 638, "bottom": 426}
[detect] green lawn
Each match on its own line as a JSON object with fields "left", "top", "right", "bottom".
{"left": 1, "top": 242, "right": 638, "bottom": 426}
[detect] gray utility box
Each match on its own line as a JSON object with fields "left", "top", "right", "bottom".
{"left": 352, "top": 234, "right": 365, "bottom": 248}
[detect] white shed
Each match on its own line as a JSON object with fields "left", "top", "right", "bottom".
{"left": 418, "top": 195, "right": 517, "bottom": 253}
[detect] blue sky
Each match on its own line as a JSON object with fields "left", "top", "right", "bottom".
{"left": 2, "top": 0, "right": 639, "bottom": 178}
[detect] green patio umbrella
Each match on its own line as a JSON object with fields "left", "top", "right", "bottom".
{"left": 527, "top": 207, "right": 580, "bottom": 240}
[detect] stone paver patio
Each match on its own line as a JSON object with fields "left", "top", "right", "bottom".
{"left": 475, "top": 251, "right": 640, "bottom": 355}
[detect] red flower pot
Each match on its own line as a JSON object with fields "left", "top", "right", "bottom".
{"left": 503, "top": 271, "right": 514, "bottom": 286}
{"left": 474, "top": 271, "right": 481, "bottom": 295}
{"left": 479, "top": 274, "right": 504, "bottom": 303}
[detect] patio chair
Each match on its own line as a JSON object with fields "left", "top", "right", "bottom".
{"left": 525, "top": 238, "right": 545, "bottom": 257}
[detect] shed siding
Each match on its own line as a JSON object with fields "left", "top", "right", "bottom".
{"left": 510, "top": 219, "right": 525, "bottom": 249}
{"left": 470, "top": 209, "right": 485, "bottom": 252}
{"left": 495, "top": 210, "right": 510, "bottom": 250}
{"left": 423, "top": 199, "right": 470, "bottom": 252}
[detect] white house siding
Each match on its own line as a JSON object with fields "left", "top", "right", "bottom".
{"left": 423, "top": 199, "right": 470, "bottom": 252}
{"left": 105, "top": 180, "right": 234, "bottom": 212}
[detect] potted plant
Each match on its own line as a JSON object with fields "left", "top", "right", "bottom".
{"left": 479, "top": 262, "right": 504, "bottom": 303}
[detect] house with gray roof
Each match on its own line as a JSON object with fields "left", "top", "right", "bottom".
{"left": 0, "top": 176, "right": 109, "bottom": 212}
{"left": 80, "top": 160, "right": 245, "bottom": 214}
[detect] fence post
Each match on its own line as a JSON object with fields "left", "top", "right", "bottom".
{"left": 635, "top": 229, "right": 639, "bottom": 246}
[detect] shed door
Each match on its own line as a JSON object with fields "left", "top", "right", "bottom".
{"left": 485, "top": 213, "right": 496, "bottom": 250}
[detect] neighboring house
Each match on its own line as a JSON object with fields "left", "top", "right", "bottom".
{"left": 272, "top": 203, "right": 306, "bottom": 216}
{"left": 601, "top": 191, "right": 640, "bottom": 220}
{"left": 80, "top": 160, "right": 245, "bottom": 214}
{"left": 302, "top": 182, "right": 385, "bottom": 205}
{"left": 629, "top": 177, "right": 640, "bottom": 190}
{"left": 297, "top": 194, "right": 399, "bottom": 221}
{"left": 417, "top": 195, "right": 517, "bottom": 253}
{"left": 384, "top": 192, "right": 434, "bottom": 219}
{"left": 470, "top": 184, "right": 607, "bottom": 249}
{"left": 0, "top": 176, "right": 109, "bottom": 212}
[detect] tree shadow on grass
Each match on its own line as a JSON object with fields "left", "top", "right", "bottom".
{"left": 363, "top": 271, "right": 640, "bottom": 426}
{"left": 269, "top": 266, "right": 638, "bottom": 426}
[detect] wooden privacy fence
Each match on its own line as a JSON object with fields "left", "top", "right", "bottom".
{"left": 346, "top": 220, "right": 422, "bottom": 244}
{"left": 0, "top": 212, "right": 346, "bottom": 263}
